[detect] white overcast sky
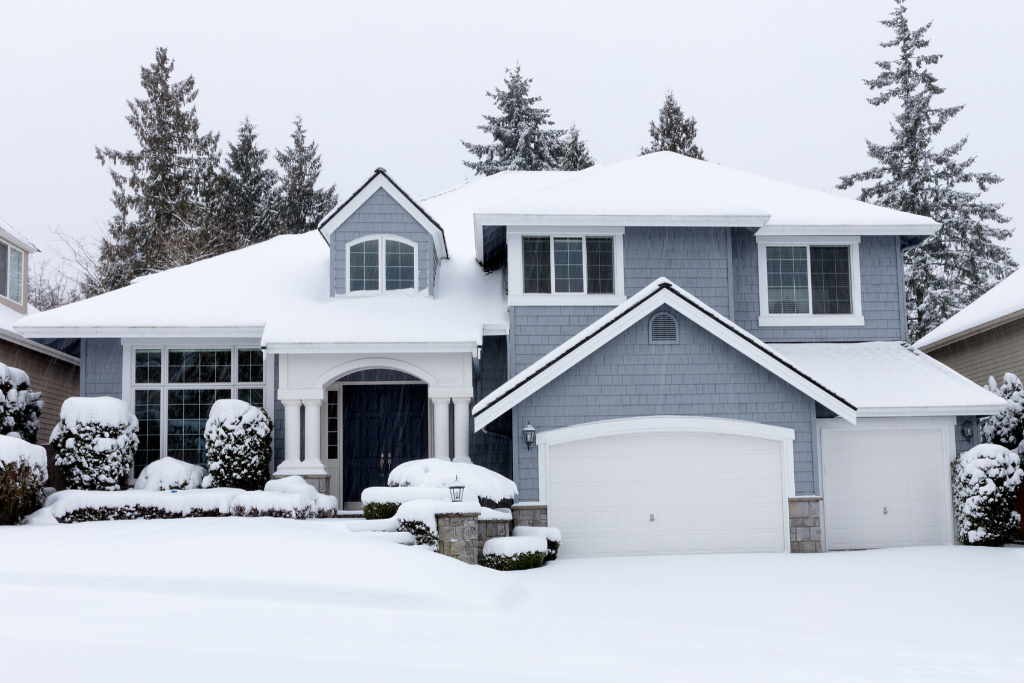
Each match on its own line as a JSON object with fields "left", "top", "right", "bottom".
{"left": 1, "top": 0, "right": 1021, "bottom": 265}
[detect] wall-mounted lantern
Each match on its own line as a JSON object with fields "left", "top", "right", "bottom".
{"left": 960, "top": 419, "right": 974, "bottom": 443}
{"left": 522, "top": 423, "right": 536, "bottom": 451}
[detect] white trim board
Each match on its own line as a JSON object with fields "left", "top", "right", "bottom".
{"left": 473, "top": 277, "right": 858, "bottom": 430}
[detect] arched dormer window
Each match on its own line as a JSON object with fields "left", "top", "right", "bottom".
{"left": 649, "top": 311, "right": 678, "bottom": 344}
{"left": 346, "top": 235, "right": 417, "bottom": 295}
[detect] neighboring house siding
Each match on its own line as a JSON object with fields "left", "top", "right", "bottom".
{"left": 0, "top": 338, "right": 79, "bottom": 443}
{"left": 469, "top": 335, "right": 512, "bottom": 479}
{"left": 511, "top": 305, "right": 818, "bottom": 501}
{"left": 330, "top": 188, "right": 437, "bottom": 296}
{"left": 624, "top": 226, "right": 731, "bottom": 315}
{"left": 732, "top": 230, "right": 905, "bottom": 342}
{"left": 924, "top": 316, "right": 1024, "bottom": 386}
{"left": 81, "top": 338, "right": 122, "bottom": 399}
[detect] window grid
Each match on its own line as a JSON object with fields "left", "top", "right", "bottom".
{"left": 385, "top": 240, "right": 415, "bottom": 290}
{"left": 167, "top": 388, "right": 231, "bottom": 465}
{"left": 523, "top": 237, "right": 551, "bottom": 293}
{"left": 524, "top": 235, "right": 616, "bottom": 296}
{"left": 135, "top": 349, "right": 162, "bottom": 384}
{"left": 810, "top": 246, "right": 852, "bottom": 315}
{"left": 586, "top": 237, "right": 614, "bottom": 294}
{"left": 237, "top": 388, "right": 264, "bottom": 407}
{"left": 168, "top": 349, "right": 231, "bottom": 384}
{"left": 327, "top": 390, "right": 339, "bottom": 460}
{"left": 766, "top": 246, "right": 810, "bottom": 314}
{"left": 134, "top": 389, "right": 161, "bottom": 477}
{"left": 766, "top": 244, "right": 854, "bottom": 316}
{"left": 237, "top": 348, "right": 264, "bottom": 383}
{"left": 349, "top": 239, "right": 380, "bottom": 292}
{"left": 554, "top": 238, "right": 584, "bottom": 293}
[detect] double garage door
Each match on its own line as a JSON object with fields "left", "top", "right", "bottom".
{"left": 548, "top": 431, "right": 787, "bottom": 558}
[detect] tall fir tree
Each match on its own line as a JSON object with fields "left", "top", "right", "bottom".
{"left": 639, "top": 90, "right": 704, "bottom": 160}
{"left": 463, "top": 64, "right": 565, "bottom": 175}
{"left": 93, "top": 47, "right": 221, "bottom": 294}
{"left": 838, "top": 1, "right": 1015, "bottom": 342}
{"left": 219, "top": 117, "right": 278, "bottom": 248}
{"left": 274, "top": 116, "right": 337, "bottom": 235}
{"left": 560, "top": 124, "right": 595, "bottom": 171}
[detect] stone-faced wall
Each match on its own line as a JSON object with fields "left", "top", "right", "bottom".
{"left": 789, "top": 497, "right": 823, "bottom": 553}
{"left": 436, "top": 512, "right": 480, "bottom": 565}
{"left": 511, "top": 503, "right": 548, "bottom": 529}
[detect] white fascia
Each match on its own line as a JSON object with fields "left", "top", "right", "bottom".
{"left": 13, "top": 325, "right": 266, "bottom": 339}
{"left": 756, "top": 223, "right": 938, "bottom": 237}
{"left": 472, "top": 277, "right": 858, "bottom": 430}
{"left": 320, "top": 174, "right": 448, "bottom": 259}
{"left": 263, "top": 341, "right": 479, "bottom": 355}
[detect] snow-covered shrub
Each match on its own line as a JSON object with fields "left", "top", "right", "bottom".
{"left": 230, "top": 476, "right": 337, "bottom": 519}
{"left": 43, "top": 488, "right": 240, "bottom": 523}
{"left": 204, "top": 399, "right": 273, "bottom": 491}
{"left": 0, "top": 363, "right": 44, "bottom": 444}
{"left": 388, "top": 459, "right": 518, "bottom": 508}
{"left": 512, "top": 525, "right": 561, "bottom": 562}
{"left": 361, "top": 485, "right": 448, "bottom": 520}
{"left": 481, "top": 536, "right": 546, "bottom": 571}
{"left": 395, "top": 499, "right": 442, "bottom": 547}
{"left": 982, "top": 373, "right": 1024, "bottom": 454}
{"left": 134, "top": 457, "right": 208, "bottom": 491}
{"left": 51, "top": 397, "right": 138, "bottom": 491}
{"left": 953, "top": 444, "right": 1023, "bottom": 546}
{"left": 0, "top": 434, "right": 47, "bottom": 524}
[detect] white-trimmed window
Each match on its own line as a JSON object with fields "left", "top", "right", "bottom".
{"left": 129, "top": 345, "right": 267, "bottom": 478}
{"left": 509, "top": 228, "right": 625, "bottom": 306}
{"left": 345, "top": 235, "right": 418, "bottom": 295}
{"left": 756, "top": 236, "right": 863, "bottom": 326}
{"left": 0, "top": 240, "right": 24, "bottom": 305}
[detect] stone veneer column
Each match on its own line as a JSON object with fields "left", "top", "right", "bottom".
{"left": 436, "top": 512, "right": 480, "bottom": 564}
{"left": 432, "top": 397, "right": 450, "bottom": 459}
{"left": 452, "top": 397, "right": 472, "bottom": 463}
{"left": 789, "top": 497, "right": 823, "bottom": 552}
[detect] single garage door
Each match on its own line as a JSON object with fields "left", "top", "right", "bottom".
{"left": 821, "top": 427, "right": 952, "bottom": 550}
{"left": 548, "top": 432, "right": 787, "bottom": 558}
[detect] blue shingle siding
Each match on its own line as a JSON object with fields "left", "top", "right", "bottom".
{"left": 731, "top": 229, "right": 905, "bottom": 342}
{"left": 624, "top": 226, "right": 731, "bottom": 316}
{"left": 508, "top": 305, "right": 614, "bottom": 374}
{"left": 510, "top": 306, "right": 819, "bottom": 500}
{"left": 329, "top": 187, "right": 437, "bottom": 296}
{"left": 81, "top": 338, "right": 122, "bottom": 399}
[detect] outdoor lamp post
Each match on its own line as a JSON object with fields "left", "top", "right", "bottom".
{"left": 449, "top": 476, "right": 465, "bottom": 503}
{"left": 522, "top": 423, "right": 536, "bottom": 450}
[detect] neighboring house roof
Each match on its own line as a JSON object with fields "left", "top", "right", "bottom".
{"left": 0, "top": 217, "right": 40, "bottom": 254}
{"left": 472, "top": 278, "right": 861, "bottom": 430}
{"left": 915, "top": 268, "right": 1024, "bottom": 351}
{"left": 773, "top": 342, "right": 1005, "bottom": 417}
{"left": 0, "top": 303, "right": 80, "bottom": 364}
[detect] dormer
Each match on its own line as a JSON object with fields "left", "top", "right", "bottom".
{"left": 318, "top": 168, "right": 448, "bottom": 298}
{"left": 0, "top": 222, "right": 39, "bottom": 315}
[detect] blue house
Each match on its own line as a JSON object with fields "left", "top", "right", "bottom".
{"left": 17, "top": 152, "right": 1004, "bottom": 557}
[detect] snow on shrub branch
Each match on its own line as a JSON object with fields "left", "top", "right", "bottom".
{"left": 952, "top": 443, "right": 1023, "bottom": 546}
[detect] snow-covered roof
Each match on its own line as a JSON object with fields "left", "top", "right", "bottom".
{"left": 772, "top": 342, "right": 1006, "bottom": 417}
{"left": 0, "top": 218, "right": 40, "bottom": 254}
{"left": 915, "top": 268, "right": 1024, "bottom": 351}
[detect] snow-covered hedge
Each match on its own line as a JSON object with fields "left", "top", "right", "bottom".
{"left": 42, "top": 488, "right": 242, "bottom": 523}
{"left": 134, "top": 457, "right": 208, "bottom": 491}
{"left": 953, "top": 444, "right": 1023, "bottom": 546}
{"left": 982, "top": 373, "right": 1024, "bottom": 454}
{"left": 481, "top": 536, "right": 546, "bottom": 571}
{"left": 0, "top": 434, "right": 47, "bottom": 524}
{"left": 512, "top": 525, "right": 561, "bottom": 562}
{"left": 361, "top": 485, "right": 448, "bottom": 520}
{"left": 388, "top": 459, "right": 518, "bottom": 508}
{"left": 0, "top": 362, "right": 44, "bottom": 444}
{"left": 230, "top": 476, "right": 337, "bottom": 519}
{"left": 203, "top": 399, "right": 273, "bottom": 491}
{"left": 51, "top": 397, "right": 138, "bottom": 491}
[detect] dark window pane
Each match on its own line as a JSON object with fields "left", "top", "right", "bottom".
{"left": 0, "top": 242, "right": 7, "bottom": 298}
{"left": 134, "top": 389, "right": 161, "bottom": 477}
{"left": 523, "top": 237, "right": 551, "bottom": 294}
{"left": 327, "top": 390, "right": 339, "bottom": 459}
{"left": 169, "top": 349, "right": 230, "bottom": 384}
{"left": 237, "top": 348, "right": 263, "bottom": 383}
{"left": 766, "top": 246, "right": 809, "bottom": 314}
{"left": 237, "top": 388, "right": 263, "bottom": 406}
{"left": 135, "top": 349, "right": 162, "bottom": 384}
{"left": 811, "top": 246, "right": 852, "bottom": 315}
{"left": 554, "top": 238, "right": 584, "bottom": 293}
{"left": 350, "top": 240, "right": 379, "bottom": 292}
{"left": 586, "top": 237, "right": 614, "bottom": 294}
{"left": 167, "top": 388, "right": 230, "bottom": 465}
{"left": 385, "top": 240, "right": 415, "bottom": 291}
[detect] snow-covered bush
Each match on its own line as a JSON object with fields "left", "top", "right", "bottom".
{"left": 42, "top": 488, "right": 241, "bottom": 523}
{"left": 203, "top": 399, "right": 273, "bottom": 491}
{"left": 52, "top": 397, "right": 138, "bottom": 491}
{"left": 388, "top": 459, "right": 518, "bottom": 508}
{"left": 953, "top": 444, "right": 1023, "bottom": 546}
{"left": 134, "top": 457, "right": 208, "bottom": 491}
{"left": 230, "top": 476, "right": 337, "bottom": 519}
{"left": 361, "top": 485, "right": 448, "bottom": 520}
{"left": 0, "top": 363, "right": 44, "bottom": 444}
{"left": 512, "top": 525, "right": 561, "bottom": 562}
{"left": 982, "top": 373, "right": 1024, "bottom": 454}
{"left": 481, "top": 536, "right": 546, "bottom": 571}
{"left": 0, "top": 434, "right": 47, "bottom": 524}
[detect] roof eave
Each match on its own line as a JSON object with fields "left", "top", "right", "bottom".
{"left": 916, "top": 308, "right": 1024, "bottom": 353}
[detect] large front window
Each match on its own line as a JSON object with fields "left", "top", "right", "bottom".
{"left": 347, "top": 236, "right": 417, "bottom": 294}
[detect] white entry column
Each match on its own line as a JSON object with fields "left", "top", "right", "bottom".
{"left": 302, "top": 398, "right": 325, "bottom": 474}
{"left": 432, "top": 397, "right": 450, "bottom": 460}
{"left": 277, "top": 399, "right": 303, "bottom": 474}
{"left": 452, "top": 397, "right": 472, "bottom": 463}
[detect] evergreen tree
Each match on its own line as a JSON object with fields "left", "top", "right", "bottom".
{"left": 219, "top": 118, "right": 278, "bottom": 248}
{"left": 639, "top": 90, "right": 704, "bottom": 160}
{"left": 273, "top": 116, "right": 337, "bottom": 235}
{"left": 93, "top": 47, "right": 221, "bottom": 294}
{"left": 463, "top": 64, "right": 565, "bottom": 175}
{"left": 838, "top": 1, "right": 1015, "bottom": 341}
{"left": 560, "top": 125, "right": 595, "bottom": 171}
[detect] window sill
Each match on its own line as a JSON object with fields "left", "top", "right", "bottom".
{"left": 508, "top": 293, "right": 626, "bottom": 307}
{"left": 758, "top": 314, "right": 865, "bottom": 327}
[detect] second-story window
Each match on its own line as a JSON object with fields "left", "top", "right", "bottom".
{"left": 0, "top": 241, "right": 24, "bottom": 305}
{"left": 523, "top": 236, "right": 615, "bottom": 296}
{"left": 766, "top": 245, "right": 851, "bottom": 315}
{"left": 347, "top": 236, "right": 417, "bottom": 294}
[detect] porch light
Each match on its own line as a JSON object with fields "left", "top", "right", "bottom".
{"left": 449, "top": 476, "right": 465, "bottom": 503}
{"left": 960, "top": 419, "right": 974, "bottom": 443}
{"left": 522, "top": 423, "right": 536, "bottom": 450}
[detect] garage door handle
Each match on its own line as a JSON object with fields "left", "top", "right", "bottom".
{"left": 650, "top": 514, "right": 655, "bottom": 522}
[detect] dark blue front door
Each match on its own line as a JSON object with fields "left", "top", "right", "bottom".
{"left": 342, "top": 384, "right": 428, "bottom": 503}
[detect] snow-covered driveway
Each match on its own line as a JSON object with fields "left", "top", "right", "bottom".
{"left": 1, "top": 518, "right": 1021, "bottom": 682}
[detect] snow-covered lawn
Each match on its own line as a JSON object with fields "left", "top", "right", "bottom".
{"left": 1, "top": 519, "right": 1021, "bottom": 682}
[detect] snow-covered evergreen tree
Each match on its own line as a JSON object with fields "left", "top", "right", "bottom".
{"left": 838, "top": 1, "right": 1016, "bottom": 342}
{"left": 463, "top": 65, "right": 565, "bottom": 175}
{"left": 273, "top": 116, "right": 337, "bottom": 235}
{"left": 639, "top": 90, "right": 704, "bottom": 160}
{"left": 203, "top": 399, "right": 273, "bottom": 491}
{"left": 219, "top": 118, "right": 279, "bottom": 248}
{"left": 93, "top": 47, "right": 222, "bottom": 294}
{"left": 560, "top": 125, "right": 595, "bottom": 171}
{"left": 981, "top": 373, "right": 1024, "bottom": 454}
{"left": 0, "top": 363, "right": 44, "bottom": 444}
{"left": 952, "top": 443, "right": 1022, "bottom": 546}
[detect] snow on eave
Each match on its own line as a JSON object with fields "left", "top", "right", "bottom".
{"left": 915, "top": 268, "right": 1024, "bottom": 352}
{"left": 0, "top": 220, "right": 39, "bottom": 254}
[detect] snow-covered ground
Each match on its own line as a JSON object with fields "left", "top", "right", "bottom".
{"left": 1, "top": 518, "right": 1021, "bottom": 682}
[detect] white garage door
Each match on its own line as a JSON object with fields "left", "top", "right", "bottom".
{"left": 547, "top": 432, "right": 787, "bottom": 558}
{"left": 821, "top": 427, "right": 952, "bottom": 550}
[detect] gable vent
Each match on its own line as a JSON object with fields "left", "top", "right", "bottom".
{"left": 649, "top": 312, "right": 678, "bottom": 344}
